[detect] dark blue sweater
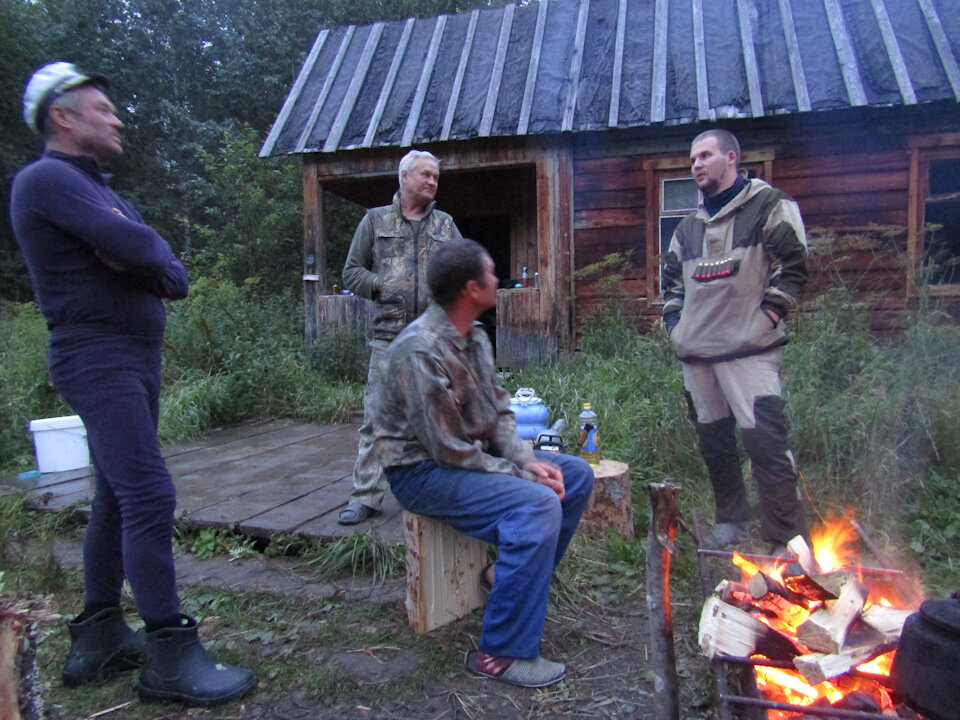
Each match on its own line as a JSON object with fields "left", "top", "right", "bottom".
{"left": 10, "top": 151, "right": 188, "bottom": 339}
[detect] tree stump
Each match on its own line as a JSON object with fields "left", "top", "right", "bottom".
{"left": 403, "top": 512, "right": 488, "bottom": 634}
{"left": 579, "top": 459, "right": 633, "bottom": 539}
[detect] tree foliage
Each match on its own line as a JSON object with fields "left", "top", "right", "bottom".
{"left": 1, "top": 0, "right": 510, "bottom": 300}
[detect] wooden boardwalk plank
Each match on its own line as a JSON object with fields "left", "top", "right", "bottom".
{"left": 7, "top": 419, "right": 405, "bottom": 544}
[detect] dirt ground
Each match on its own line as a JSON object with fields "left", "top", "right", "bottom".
{"left": 40, "top": 539, "right": 720, "bottom": 720}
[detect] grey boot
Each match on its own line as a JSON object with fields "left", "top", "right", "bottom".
{"left": 135, "top": 615, "right": 255, "bottom": 707}
{"left": 62, "top": 607, "right": 146, "bottom": 686}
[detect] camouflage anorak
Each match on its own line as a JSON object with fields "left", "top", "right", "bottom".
{"left": 372, "top": 303, "right": 537, "bottom": 478}
{"left": 343, "top": 192, "right": 462, "bottom": 342}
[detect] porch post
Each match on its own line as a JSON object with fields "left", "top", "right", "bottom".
{"left": 302, "top": 155, "right": 325, "bottom": 351}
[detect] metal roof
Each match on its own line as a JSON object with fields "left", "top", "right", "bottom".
{"left": 261, "top": 0, "right": 960, "bottom": 157}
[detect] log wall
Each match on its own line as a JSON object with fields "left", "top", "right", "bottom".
{"left": 570, "top": 105, "right": 960, "bottom": 338}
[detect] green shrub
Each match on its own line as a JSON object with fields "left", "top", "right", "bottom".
{"left": 0, "top": 302, "right": 70, "bottom": 470}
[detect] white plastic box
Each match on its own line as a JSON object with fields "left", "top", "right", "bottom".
{"left": 28, "top": 415, "right": 91, "bottom": 473}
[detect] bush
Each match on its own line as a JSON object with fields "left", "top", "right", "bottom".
{"left": 0, "top": 302, "right": 70, "bottom": 470}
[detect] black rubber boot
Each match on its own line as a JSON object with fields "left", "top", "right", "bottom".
{"left": 696, "top": 416, "right": 750, "bottom": 525}
{"left": 741, "top": 395, "right": 806, "bottom": 544}
{"left": 135, "top": 616, "right": 256, "bottom": 707}
{"left": 62, "top": 607, "right": 146, "bottom": 687}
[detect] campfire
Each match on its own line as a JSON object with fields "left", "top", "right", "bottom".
{"left": 698, "top": 511, "right": 922, "bottom": 719}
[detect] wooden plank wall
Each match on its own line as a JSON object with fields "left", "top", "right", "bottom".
{"left": 570, "top": 123, "right": 935, "bottom": 338}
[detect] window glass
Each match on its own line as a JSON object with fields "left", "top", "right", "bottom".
{"left": 923, "top": 158, "right": 960, "bottom": 285}
{"left": 662, "top": 178, "right": 700, "bottom": 212}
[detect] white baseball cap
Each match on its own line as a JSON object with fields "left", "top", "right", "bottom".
{"left": 23, "top": 61, "right": 108, "bottom": 135}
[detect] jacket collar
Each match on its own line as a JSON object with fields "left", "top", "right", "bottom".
{"left": 391, "top": 190, "right": 437, "bottom": 220}
{"left": 43, "top": 150, "right": 110, "bottom": 185}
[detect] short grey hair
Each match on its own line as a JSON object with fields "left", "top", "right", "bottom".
{"left": 43, "top": 90, "right": 86, "bottom": 140}
{"left": 398, "top": 150, "right": 440, "bottom": 185}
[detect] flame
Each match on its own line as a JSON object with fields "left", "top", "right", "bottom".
{"left": 809, "top": 508, "right": 859, "bottom": 572}
{"left": 755, "top": 664, "right": 845, "bottom": 705}
{"left": 857, "top": 650, "right": 895, "bottom": 676}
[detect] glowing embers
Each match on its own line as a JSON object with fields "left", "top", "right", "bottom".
{"left": 698, "top": 511, "right": 919, "bottom": 718}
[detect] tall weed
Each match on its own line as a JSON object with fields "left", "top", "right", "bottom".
{"left": 0, "top": 302, "right": 69, "bottom": 470}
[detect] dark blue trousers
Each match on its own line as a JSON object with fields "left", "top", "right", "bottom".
{"left": 49, "top": 330, "right": 180, "bottom": 625}
{"left": 387, "top": 451, "right": 593, "bottom": 659}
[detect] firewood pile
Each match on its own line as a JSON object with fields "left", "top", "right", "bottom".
{"left": 1, "top": 593, "right": 59, "bottom": 720}
{"left": 698, "top": 522, "right": 923, "bottom": 719}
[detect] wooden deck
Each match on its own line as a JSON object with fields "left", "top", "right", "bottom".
{"left": 11, "top": 418, "right": 404, "bottom": 544}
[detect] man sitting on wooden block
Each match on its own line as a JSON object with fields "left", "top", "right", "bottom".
{"left": 371, "top": 238, "right": 594, "bottom": 688}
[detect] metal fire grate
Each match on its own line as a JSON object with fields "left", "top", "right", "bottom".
{"left": 691, "top": 513, "right": 914, "bottom": 720}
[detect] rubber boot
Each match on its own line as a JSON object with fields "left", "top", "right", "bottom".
{"left": 740, "top": 395, "right": 805, "bottom": 544}
{"left": 135, "top": 615, "right": 256, "bottom": 707}
{"left": 62, "top": 607, "right": 146, "bottom": 686}
{"left": 696, "top": 416, "right": 750, "bottom": 526}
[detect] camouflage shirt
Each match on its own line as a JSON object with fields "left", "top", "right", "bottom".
{"left": 342, "top": 192, "right": 462, "bottom": 341}
{"left": 372, "top": 303, "right": 536, "bottom": 478}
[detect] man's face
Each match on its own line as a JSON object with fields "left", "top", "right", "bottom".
{"left": 401, "top": 158, "right": 440, "bottom": 208}
{"left": 690, "top": 136, "right": 736, "bottom": 197}
{"left": 59, "top": 85, "right": 124, "bottom": 164}
{"left": 474, "top": 255, "right": 498, "bottom": 312}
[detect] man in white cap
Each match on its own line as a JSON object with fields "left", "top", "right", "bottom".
{"left": 10, "top": 62, "right": 255, "bottom": 707}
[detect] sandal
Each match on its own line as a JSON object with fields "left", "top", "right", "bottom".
{"left": 464, "top": 650, "right": 566, "bottom": 688}
{"left": 337, "top": 501, "right": 381, "bottom": 525}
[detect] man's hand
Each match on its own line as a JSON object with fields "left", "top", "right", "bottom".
{"left": 96, "top": 250, "right": 127, "bottom": 272}
{"left": 523, "top": 460, "right": 565, "bottom": 500}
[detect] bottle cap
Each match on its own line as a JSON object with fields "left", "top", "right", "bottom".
{"left": 583, "top": 402, "right": 591, "bottom": 409}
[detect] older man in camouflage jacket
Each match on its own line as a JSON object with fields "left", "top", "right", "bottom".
{"left": 339, "top": 150, "right": 463, "bottom": 524}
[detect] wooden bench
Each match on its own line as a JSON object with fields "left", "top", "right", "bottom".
{"left": 402, "top": 511, "right": 488, "bottom": 634}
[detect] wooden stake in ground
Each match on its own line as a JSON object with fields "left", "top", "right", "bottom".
{"left": 646, "top": 480, "right": 682, "bottom": 720}
{"left": 0, "top": 594, "right": 59, "bottom": 720}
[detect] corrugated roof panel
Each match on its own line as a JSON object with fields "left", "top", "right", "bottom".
{"left": 528, "top": 0, "right": 580, "bottom": 133}
{"left": 617, "top": 0, "right": 655, "bottom": 126}
{"left": 752, "top": 1, "right": 800, "bottom": 113}
{"left": 491, "top": 3, "right": 537, "bottom": 136}
{"left": 790, "top": 1, "right": 849, "bottom": 110}
{"left": 921, "top": 0, "right": 960, "bottom": 100}
{"left": 887, "top": 0, "right": 954, "bottom": 102}
{"left": 574, "top": 0, "right": 618, "bottom": 131}
{"left": 665, "top": 0, "right": 697, "bottom": 123}
{"left": 370, "top": 18, "right": 438, "bottom": 147}
{"left": 840, "top": 0, "right": 902, "bottom": 105}
{"left": 338, "top": 21, "right": 408, "bottom": 149}
{"left": 702, "top": 0, "right": 750, "bottom": 116}
{"left": 271, "top": 27, "right": 346, "bottom": 155}
{"left": 302, "top": 25, "right": 373, "bottom": 150}
{"left": 449, "top": 7, "right": 505, "bottom": 140}
{"left": 414, "top": 13, "right": 473, "bottom": 144}
{"left": 262, "top": 0, "right": 960, "bottom": 155}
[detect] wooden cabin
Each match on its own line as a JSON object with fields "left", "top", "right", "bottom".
{"left": 262, "top": 0, "right": 960, "bottom": 367}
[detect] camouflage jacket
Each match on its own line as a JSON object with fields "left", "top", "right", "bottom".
{"left": 342, "top": 192, "right": 462, "bottom": 341}
{"left": 372, "top": 303, "right": 536, "bottom": 477}
{"left": 660, "top": 178, "right": 807, "bottom": 362}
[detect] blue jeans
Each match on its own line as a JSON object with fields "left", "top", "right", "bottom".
{"left": 386, "top": 451, "right": 594, "bottom": 659}
{"left": 49, "top": 330, "right": 180, "bottom": 626}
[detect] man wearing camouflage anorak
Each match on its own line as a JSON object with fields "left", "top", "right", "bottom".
{"left": 340, "top": 150, "right": 462, "bottom": 524}
{"left": 372, "top": 238, "right": 594, "bottom": 688}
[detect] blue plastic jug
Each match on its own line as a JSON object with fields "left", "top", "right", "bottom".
{"left": 509, "top": 388, "right": 550, "bottom": 440}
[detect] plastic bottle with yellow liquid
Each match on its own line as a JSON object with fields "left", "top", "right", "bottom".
{"left": 578, "top": 403, "right": 601, "bottom": 465}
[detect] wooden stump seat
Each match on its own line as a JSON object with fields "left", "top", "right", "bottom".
{"left": 578, "top": 459, "right": 634, "bottom": 540}
{"left": 402, "top": 511, "right": 488, "bottom": 634}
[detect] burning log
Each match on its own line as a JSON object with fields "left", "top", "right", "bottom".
{"left": 786, "top": 570, "right": 849, "bottom": 602}
{"left": 699, "top": 595, "right": 800, "bottom": 661}
{"left": 749, "top": 570, "right": 809, "bottom": 607}
{"left": 787, "top": 535, "right": 822, "bottom": 576}
{"left": 797, "top": 575, "right": 869, "bottom": 653}
{"left": 793, "top": 637, "right": 898, "bottom": 684}
{"left": 859, "top": 605, "right": 912, "bottom": 641}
